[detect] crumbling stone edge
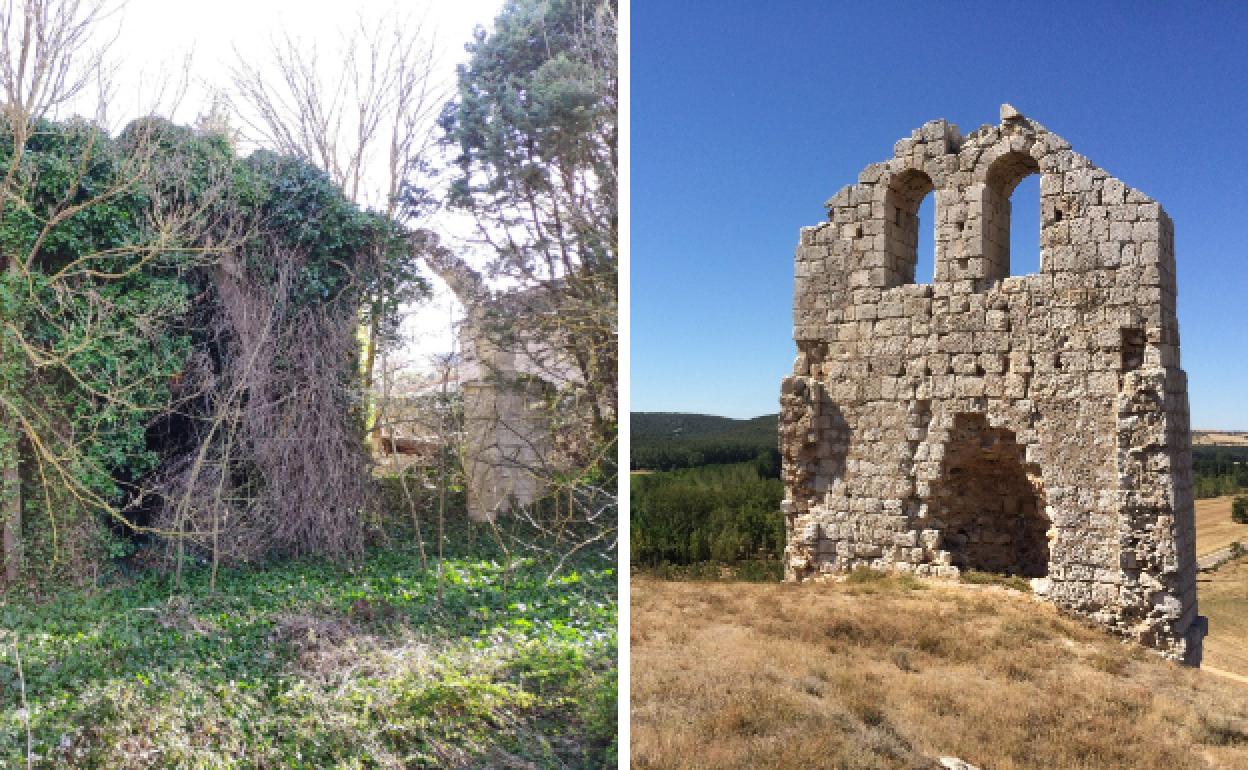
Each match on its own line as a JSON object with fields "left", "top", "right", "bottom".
{"left": 781, "top": 104, "right": 1206, "bottom": 665}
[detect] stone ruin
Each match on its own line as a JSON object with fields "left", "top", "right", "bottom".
{"left": 421, "top": 238, "right": 554, "bottom": 522}
{"left": 779, "top": 105, "right": 1205, "bottom": 663}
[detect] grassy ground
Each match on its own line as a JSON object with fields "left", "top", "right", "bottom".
{"left": 632, "top": 574, "right": 1248, "bottom": 770}
{"left": 1195, "top": 496, "right": 1248, "bottom": 556}
{"left": 1201, "top": 557, "right": 1248, "bottom": 679}
{"left": 0, "top": 515, "right": 617, "bottom": 768}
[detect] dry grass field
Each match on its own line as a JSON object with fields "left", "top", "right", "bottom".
{"left": 1194, "top": 431, "right": 1248, "bottom": 447}
{"left": 1201, "top": 558, "right": 1248, "bottom": 679}
{"left": 1196, "top": 495, "right": 1248, "bottom": 556}
{"left": 632, "top": 573, "right": 1248, "bottom": 770}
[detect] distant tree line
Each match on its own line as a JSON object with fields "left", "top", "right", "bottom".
{"left": 631, "top": 437, "right": 780, "bottom": 472}
{"left": 1193, "top": 446, "right": 1248, "bottom": 499}
{"left": 630, "top": 455, "right": 783, "bottom": 567}
{"left": 630, "top": 411, "right": 778, "bottom": 472}
{"left": 627, "top": 440, "right": 1244, "bottom": 576}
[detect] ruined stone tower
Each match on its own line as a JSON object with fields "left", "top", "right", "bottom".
{"left": 780, "top": 105, "right": 1204, "bottom": 663}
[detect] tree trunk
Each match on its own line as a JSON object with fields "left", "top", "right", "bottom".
{"left": 362, "top": 298, "right": 382, "bottom": 449}
{"left": 1, "top": 428, "right": 20, "bottom": 584}
{"left": 2, "top": 256, "right": 21, "bottom": 583}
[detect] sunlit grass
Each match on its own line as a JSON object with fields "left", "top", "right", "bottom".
{"left": 0, "top": 514, "right": 617, "bottom": 768}
{"left": 632, "top": 575, "right": 1248, "bottom": 770}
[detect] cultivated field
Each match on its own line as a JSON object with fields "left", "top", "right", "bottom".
{"left": 1196, "top": 495, "right": 1248, "bottom": 557}
{"left": 1201, "top": 558, "right": 1248, "bottom": 680}
{"left": 632, "top": 574, "right": 1248, "bottom": 770}
{"left": 1194, "top": 431, "right": 1248, "bottom": 447}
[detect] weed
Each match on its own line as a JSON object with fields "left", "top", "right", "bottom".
{"left": 1000, "top": 615, "right": 1050, "bottom": 643}
{"left": 998, "top": 661, "right": 1034, "bottom": 682}
{"left": 847, "top": 566, "right": 889, "bottom": 583}
{"left": 916, "top": 632, "right": 949, "bottom": 657}
{"left": 893, "top": 573, "right": 927, "bottom": 591}
{"left": 825, "top": 617, "right": 868, "bottom": 644}
{"left": 960, "top": 570, "right": 1032, "bottom": 592}
{"left": 705, "top": 692, "right": 800, "bottom": 738}
{"left": 798, "top": 675, "right": 825, "bottom": 697}
{"left": 1091, "top": 652, "right": 1129, "bottom": 676}
{"left": 847, "top": 697, "right": 887, "bottom": 728}
{"left": 1198, "top": 715, "right": 1248, "bottom": 747}
{"left": 642, "top": 559, "right": 782, "bottom": 582}
{"left": 891, "top": 649, "right": 915, "bottom": 672}
{"left": 841, "top": 566, "right": 927, "bottom": 595}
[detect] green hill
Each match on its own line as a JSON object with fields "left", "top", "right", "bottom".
{"left": 631, "top": 412, "right": 778, "bottom": 443}
{"left": 631, "top": 412, "right": 779, "bottom": 471}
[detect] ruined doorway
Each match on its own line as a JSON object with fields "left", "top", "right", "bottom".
{"left": 927, "top": 414, "right": 1049, "bottom": 577}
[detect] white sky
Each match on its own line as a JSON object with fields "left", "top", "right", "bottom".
{"left": 64, "top": 0, "right": 508, "bottom": 373}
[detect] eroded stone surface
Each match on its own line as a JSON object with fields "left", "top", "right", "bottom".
{"left": 780, "top": 106, "right": 1203, "bottom": 663}
{"left": 420, "top": 234, "right": 556, "bottom": 522}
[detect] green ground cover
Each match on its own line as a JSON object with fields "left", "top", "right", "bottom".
{"left": 0, "top": 514, "right": 617, "bottom": 769}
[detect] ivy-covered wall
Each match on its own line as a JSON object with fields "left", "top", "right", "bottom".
{"left": 0, "top": 116, "right": 405, "bottom": 585}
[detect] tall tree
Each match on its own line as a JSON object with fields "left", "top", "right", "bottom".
{"left": 439, "top": 0, "right": 618, "bottom": 446}
{"left": 432, "top": 0, "right": 617, "bottom": 561}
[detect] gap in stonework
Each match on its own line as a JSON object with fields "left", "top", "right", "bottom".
{"left": 916, "top": 193, "right": 936, "bottom": 283}
{"left": 1010, "top": 174, "right": 1041, "bottom": 275}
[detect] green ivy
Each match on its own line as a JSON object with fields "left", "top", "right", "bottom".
{"left": 0, "top": 115, "right": 406, "bottom": 582}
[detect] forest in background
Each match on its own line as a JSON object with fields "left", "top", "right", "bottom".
{"left": 1192, "top": 445, "right": 1248, "bottom": 499}
{"left": 630, "top": 412, "right": 778, "bottom": 470}
{"left": 631, "top": 413, "right": 1246, "bottom": 577}
{"left": 631, "top": 412, "right": 784, "bottom": 575}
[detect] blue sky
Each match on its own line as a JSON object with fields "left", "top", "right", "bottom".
{"left": 631, "top": 2, "right": 1248, "bottom": 429}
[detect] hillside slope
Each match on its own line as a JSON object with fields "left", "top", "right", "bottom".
{"left": 631, "top": 412, "right": 778, "bottom": 443}
{"left": 1202, "top": 559, "right": 1248, "bottom": 679}
{"left": 1195, "top": 431, "right": 1248, "bottom": 447}
{"left": 630, "top": 412, "right": 781, "bottom": 471}
{"left": 1195, "top": 496, "right": 1248, "bottom": 557}
{"left": 632, "top": 574, "right": 1248, "bottom": 770}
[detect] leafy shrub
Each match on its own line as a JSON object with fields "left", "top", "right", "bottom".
{"left": 1, "top": 115, "right": 413, "bottom": 584}
{"left": 1232, "top": 496, "right": 1248, "bottom": 524}
{"left": 734, "top": 559, "right": 784, "bottom": 582}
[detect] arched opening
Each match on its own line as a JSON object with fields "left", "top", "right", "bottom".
{"left": 982, "top": 151, "right": 1040, "bottom": 283}
{"left": 883, "top": 169, "right": 934, "bottom": 286}
{"left": 916, "top": 192, "right": 936, "bottom": 283}
{"left": 1009, "top": 174, "right": 1041, "bottom": 276}
{"left": 926, "top": 414, "right": 1048, "bottom": 577}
